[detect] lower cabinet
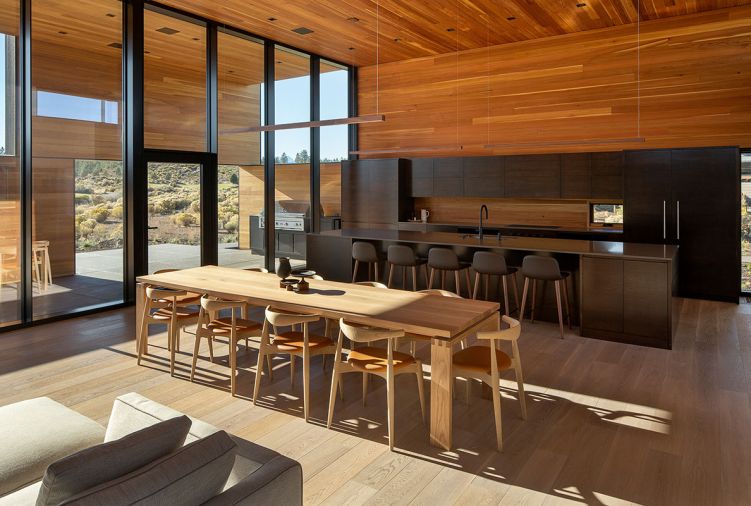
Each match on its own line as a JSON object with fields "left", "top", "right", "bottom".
{"left": 581, "top": 256, "right": 673, "bottom": 348}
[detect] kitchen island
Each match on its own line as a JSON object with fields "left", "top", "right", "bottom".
{"left": 307, "top": 229, "right": 679, "bottom": 348}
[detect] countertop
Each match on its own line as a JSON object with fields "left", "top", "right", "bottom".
{"left": 400, "top": 221, "right": 623, "bottom": 235}
{"left": 315, "top": 229, "right": 678, "bottom": 261}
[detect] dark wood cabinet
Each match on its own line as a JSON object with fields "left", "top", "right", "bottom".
{"left": 590, "top": 151, "right": 624, "bottom": 199}
{"left": 341, "top": 159, "right": 407, "bottom": 228}
{"left": 624, "top": 147, "right": 740, "bottom": 301}
{"left": 409, "top": 158, "right": 434, "bottom": 197}
{"left": 623, "top": 260, "right": 669, "bottom": 340}
{"left": 463, "top": 156, "right": 504, "bottom": 197}
{"left": 560, "top": 153, "right": 590, "bottom": 199}
{"left": 581, "top": 256, "right": 623, "bottom": 333}
{"left": 505, "top": 154, "right": 561, "bottom": 198}
{"left": 433, "top": 157, "right": 464, "bottom": 196}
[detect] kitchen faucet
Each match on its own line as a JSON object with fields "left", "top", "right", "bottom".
{"left": 479, "top": 204, "right": 489, "bottom": 240}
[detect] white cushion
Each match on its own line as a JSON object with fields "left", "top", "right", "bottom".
{"left": 36, "top": 415, "right": 192, "bottom": 506}
{"left": 61, "top": 430, "right": 237, "bottom": 506}
{"left": 0, "top": 398, "right": 105, "bottom": 496}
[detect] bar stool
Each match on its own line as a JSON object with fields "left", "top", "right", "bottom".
{"left": 386, "top": 245, "right": 427, "bottom": 291}
{"left": 327, "top": 318, "right": 425, "bottom": 451}
{"left": 253, "top": 307, "right": 337, "bottom": 421}
{"left": 471, "top": 251, "right": 520, "bottom": 316}
{"left": 32, "top": 240, "right": 51, "bottom": 291}
{"left": 352, "top": 241, "right": 380, "bottom": 283}
{"left": 519, "top": 255, "right": 571, "bottom": 339}
{"left": 190, "top": 295, "right": 264, "bottom": 395}
{"left": 427, "top": 248, "right": 472, "bottom": 297}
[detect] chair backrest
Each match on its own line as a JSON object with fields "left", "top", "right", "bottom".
{"left": 521, "top": 255, "right": 562, "bottom": 281}
{"left": 200, "top": 295, "right": 244, "bottom": 313}
{"left": 264, "top": 306, "right": 320, "bottom": 328}
{"left": 352, "top": 241, "right": 378, "bottom": 263}
{"left": 387, "top": 245, "right": 416, "bottom": 266}
{"left": 244, "top": 267, "right": 269, "bottom": 273}
{"left": 311, "top": 274, "right": 324, "bottom": 280}
{"left": 477, "top": 315, "right": 521, "bottom": 342}
{"left": 154, "top": 269, "right": 179, "bottom": 274}
{"left": 339, "top": 319, "right": 404, "bottom": 343}
{"left": 145, "top": 286, "right": 186, "bottom": 301}
{"left": 428, "top": 248, "right": 459, "bottom": 270}
{"left": 355, "top": 281, "right": 388, "bottom": 289}
{"left": 418, "top": 288, "right": 462, "bottom": 298}
{"left": 472, "top": 251, "right": 508, "bottom": 275}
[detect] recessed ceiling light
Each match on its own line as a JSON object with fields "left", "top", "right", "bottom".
{"left": 192, "top": 37, "right": 200, "bottom": 41}
{"left": 106, "top": 13, "right": 116, "bottom": 17}
{"left": 108, "top": 42, "right": 122, "bottom": 48}
{"left": 347, "top": 17, "right": 360, "bottom": 23}
{"left": 348, "top": 47, "right": 355, "bottom": 50}
{"left": 291, "top": 26, "right": 314, "bottom": 35}
{"left": 446, "top": 28, "right": 455, "bottom": 32}
{"left": 58, "top": 31, "right": 67, "bottom": 35}
{"left": 393, "top": 38, "right": 401, "bottom": 42}
{"left": 144, "top": 50, "right": 150, "bottom": 54}
{"left": 156, "top": 27, "right": 180, "bottom": 35}
{"left": 276, "top": 60, "right": 282, "bottom": 64}
{"left": 507, "top": 16, "right": 516, "bottom": 21}
{"left": 576, "top": 2, "right": 587, "bottom": 7}
{"left": 268, "top": 17, "right": 277, "bottom": 21}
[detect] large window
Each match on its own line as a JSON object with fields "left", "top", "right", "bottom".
{"left": 31, "top": 0, "right": 124, "bottom": 320}
{"left": 741, "top": 152, "right": 751, "bottom": 292}
{"left": 217, "top": 31, "right": 265, "bottom": 268}
{"left": 319, "top": 60, "right": 348, "bottom": 230}
{"left": 0, "top": 0, "right": 20, "bottom": 326}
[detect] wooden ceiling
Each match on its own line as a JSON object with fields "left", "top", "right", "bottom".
{"left": 160, "top": 0, "right": 751, "bottom": 65}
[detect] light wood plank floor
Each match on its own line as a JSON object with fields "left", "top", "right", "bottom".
{"left": 1, "top": 298, "right": 750, "bottom": 505}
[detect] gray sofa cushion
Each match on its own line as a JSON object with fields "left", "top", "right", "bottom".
{"left": 36, "top": 415, "right": 192, "bottom": 506}
{"left": 60, "top": 430, "right": 237, "bottom": 506}
{"left": 0, "top": 397, "right": 105, "bottom": 497}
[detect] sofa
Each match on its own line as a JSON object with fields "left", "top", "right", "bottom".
{"left": 0, "top": 393, "right": 302, "bottom": 505}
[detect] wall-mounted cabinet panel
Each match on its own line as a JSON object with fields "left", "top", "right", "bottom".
{"left": 408, "top": 158, "right": 434, "bottom": 197}
{"left": 505, "top": 155, "right": 560, "bottom": 198}
{"left": 581, "top": 256, "right": 624, "bottom": 333}
{"left": 463, "top": 156, "right": 504, "bottom": 198}
{"left": 623, "top": 260, "right": 669, "bottom": 339}
{"left": 342, "top": 159, "right": 406, "bottom": 228}
{"left": 624, "top": 150, "right": 671, "bottom": 244}
{"left": 590, "top": 151, "right": 624, "bottom": 199}
{"left": 560, "top": 153, "right": 590, "bottom": 199}
{"left": 433, "top": 157, "right": 463, "bottom": 197}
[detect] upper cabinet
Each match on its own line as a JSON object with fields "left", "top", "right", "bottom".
{"left": 560, "top": 153, "right": 590, "bottom": 199}
{"left": 463, "top": 157, "right": 504, "bottom": 197}
{"left": 505, "top": 155, "right": 561, "bottom": 198}
{"left": 341, "top": 159, "right": 409, "bottom": 228}
{"left": 590, "top": 152, "right": 624, "bottom": 199}
{"left": 433, "top": 158, "right": 464, "bottom": 197}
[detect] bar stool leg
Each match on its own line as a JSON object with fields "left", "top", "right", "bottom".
{"left": 387, "top": 264, "right": 394, "bottom": 287}
{"left": 519, "top": 277, "right": 530, "bottom": 322}
{"left": 464, "top": 269, "right": 471, "bottom": 299}
{"left": 374, "top": 262, "right": 379, "bottom": 284}
{"left": 562, "top": 277, "right": 572, "bottom": 329}
{"left": 352, "top": 260, "right": 359, "bottom": 283}
{"left": 512, "top": 272, "right": 520, "bottom": 315}
{"left": 531, "top": 280, "right": 537, "bottom": 323}
{"left": 472, "top": 272, "right": 480, "bottom": 299}
{"left": 554, "top": 280, "right": 565, "bottom": 339}
{"left": 428, "top": 268, "right": 435, "bottom": 289}
{"left": 411, "top": 266, "right": 418, "bottom": 291}
{"left": 501, "top": 275, "right": 510, "bottom": 316}
{"left": 440, "top": 271, "right": 446, "bottom": 290}
{"left": 402, "top": 266, "right": 407, "bottom": 290}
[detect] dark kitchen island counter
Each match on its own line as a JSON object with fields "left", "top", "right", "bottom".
{"left": 307, "top": 229, "right": 679, "bottom": 349}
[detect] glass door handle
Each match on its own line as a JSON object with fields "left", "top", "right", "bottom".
{"left": 147, "top": 226, "right": 158, "bottom": 230}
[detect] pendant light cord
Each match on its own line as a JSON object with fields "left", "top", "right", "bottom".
{"left": 637, "top": 0, "right": 641, "bottom": 138}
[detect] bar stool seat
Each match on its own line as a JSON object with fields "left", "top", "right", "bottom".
{"left": 471, "top": 251, "right": 520, "bottom": 316}
{"left": 352, "top": 241, "right": 381, "bottom": 283}
{"left": 427, "top": 248, "right": 472, "bottom": 297}
{"left": 387, "top": 245, "right": 427, "bottom": 291}
{"left": 519, "top": 255, "right": 572, "bottom": 339}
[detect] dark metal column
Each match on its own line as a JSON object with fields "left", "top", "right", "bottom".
{"left": 263, "top": 41, "right": 276, "bottom": 270}
{"left": 202, "top": 22, "right": 219, "bottom": 266}
{"left": 348, "top": 66, "right": 358, "bottom": 160}
{"left": 310, "top": 56, "right": 321, "bottom": 234}
{"left": 20, "top": 0, "right": 32, "bottom": 320}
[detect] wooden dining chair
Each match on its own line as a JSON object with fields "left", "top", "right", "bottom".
{"left": 253, "top": 307, "right": 337, "bottom": 421}
{"left": 354, "top": 281, "right": 388, "bottom": 289}
{"left": 137, "top": 286, "right": 200, "bottom": 369}
{"left": 451, "top": 315, "right": 527, "bottom": 451}
{"left": 189, "top": 295, "right": 265, "bottom": 395}
{"left": 327, "top": 319, "right": 425, "bottom": 451}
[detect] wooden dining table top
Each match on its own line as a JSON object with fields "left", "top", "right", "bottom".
{"left": 137, "top": 265, "right": 499, "bottom": 339}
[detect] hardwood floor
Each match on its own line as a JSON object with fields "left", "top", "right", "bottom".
{"left": 1, "top": 299, "right": 750, "bottom": 505}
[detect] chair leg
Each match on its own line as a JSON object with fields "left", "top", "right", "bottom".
{"left": 424, "top": 265, "right": 430, "bottom": 289}
{"left": 502, "top": 275, "right": 510, "bottom": 316}
{"left": 303, "top": 346, "right": 311, "bottom": 422}
{"left": 465, "top": 376, "right": 471, "bottom": 405}
{"left": 465, "top": 269, "right": 471, "bottom": 298}
{"left": 490, "top": 374, "right": 503, "bottom": 452}
{"left": 253, "top": 348, "right": 266, "bottom": 404}
{"left": 410, "top": 340, "right": 416, "bottom": 356}
{"left": 562, "top": 277, "right": 572, "bottom": 329}
{"left": 512, "top": 272, "right": 520, "bottom": 315}
{"left": 362, "top": 372, "right": 369, "bottom": 407}
{"left": 515, "top": 362, "right": 528, "bottom": 420}
{"left": 387, "top": 364, "right": 395, "bottom": 451}
{"left": 472, "top": 272, "right": 480, "bottom": 300}
{"left": 484, "top": 274, "right": 490, "bottom": 301}
{"left": 207, "top": 336, "right": 215, "bottom": 362}
{"left": 412, "top": 266, "right": 418, "bottom": 291}
{"left": 531, "top": 280, "right": 538, "bottom": 323}
{"left": 169, "top": 325, "right": 177, "bottom": 377}
{"left": 352, "top": 260, "right": 359, "bottom": 283}
{"left": 416, "top": 362, "right": 426, "bottom": 424}
{"left": 327, "top": 367, "right": 339, "bottom": 429}
{"left": 402, "top": 266, "right": 407, "bottom": 290}
{"left": 137, "top": 318, "right": 149, "bottom": 365}
{"left": 454, "top": 271, "right": 461, "bottom": 296}
{"left": 428, "top": 268, "right": 435, "bottom": 289}
{"left": 290, "top": 354, "right": 296, "bottom": 386}
{"left": 374, "top": 262, "right": 379, "bottom": 284}
{"left": 387, "top": 264, "right": 394, "bottom": 288}
{"left": 554, "top": 280, "right": 565, "bottom": 339}
{"left": 519, "top": 277, "right": 530, "bottom": 323}
{"left": 441, "top": 270, "right": 446, "bottom": 290}
{"left": 190, "top": 334, "right": 201, "bottom": 382}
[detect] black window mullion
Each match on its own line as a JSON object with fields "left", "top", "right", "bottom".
{"left": 202, "top": 22, "right": 218, "bottom": 266}
{"left": 348, "top": 65, "right": 358, "bottom": 160}
{"left": 263, "top": 42, "right": 275, "bottom": 271}
{"left": 310, "top": 56, "right": 320, "bottom": 234}
{"left": 20, "top": 0, "right": 32, "bottom": 321}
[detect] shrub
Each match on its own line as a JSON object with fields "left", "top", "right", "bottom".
{"left": 110, "top": 205, "right": 123, "bottom": 220}
{"left": 89, "top": 206, "right": 111, "bottom": 223}
{"left": 224, "top": 215, "right": 239, "bottom": 233}
{"left": 173, "top": 213, "right": 197, "bottom": 227}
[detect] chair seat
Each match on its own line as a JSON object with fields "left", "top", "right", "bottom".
{"left": 428, "top": 262, "right": 471, "bottom": 272}
{"left": 475, "top": 265, "right": 519, "bottom": 276}
{"left": 152, "top": 307, "right": 200, "bottom": 321}
{"left": 453, "top": 346, "right": 512, "bottom": 375}
{"left": 207, "top": 317, "right": 262, "bottom": 337}
{"left": 273, "top": 331, "right": 332, "bottom": 351}
{"left": 175, "top": 292, "right": 202, "bottom": 305}
{"left": 347, "top": 346, "right": 416, "bottom": 372}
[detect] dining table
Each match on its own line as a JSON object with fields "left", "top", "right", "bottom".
{"left": 135, "top": 265, "right": 500, "bottom": 450}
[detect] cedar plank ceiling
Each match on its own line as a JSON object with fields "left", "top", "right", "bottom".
{"left": 161, "top": 0, "right": 751, "bottom": 65}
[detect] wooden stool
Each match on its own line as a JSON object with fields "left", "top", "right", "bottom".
{"left": 32, "top": 240, "right": 51, "bottom": 291}
{"left": 137, "top": 286, "right": 200, "bottom": 368}
{"left": 327, "top": 318, "right": 425, "bottom": 451}
{"left": 427, "top": 248, "right": 472, "bottom": 297}
{"left": 519, "top": 255, "right": 571, "bottom": 339}
{"left": 253, "top": 307, "right": 337, "bottom": 421}
{"left": 471, "top": 251, "right": 520, "bottom": 316}
{"left": 386, "top": 245, "right": 427, "bottom": 291}
{"left": 452, "top": 315, "right": 526, "bottom": 451}
{"left": 190, "top": 295, "right": 264, "bottom": 395}
{"left": 351, "top": 241, "right": 380, "bottom": 283}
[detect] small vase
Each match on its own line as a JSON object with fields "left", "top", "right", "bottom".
{"left": 276, "top": 257, "right": 292, "bottom": 280}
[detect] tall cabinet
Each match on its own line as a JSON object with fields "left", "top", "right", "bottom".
{"left": 624, "top": 147, "right": 740, "bottom": 302}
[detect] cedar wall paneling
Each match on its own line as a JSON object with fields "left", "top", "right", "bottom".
{"left": 357, "top": 6, "right": 751, "bottom": 157}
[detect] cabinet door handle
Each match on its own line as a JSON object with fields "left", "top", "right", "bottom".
{"left": 662, "top": 200, "right": 666, "bottom": 240}
{"left": 676, "top": 200, "right": 680, "bottom": 241}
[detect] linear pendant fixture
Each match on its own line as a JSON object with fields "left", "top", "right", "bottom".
{"left": 222, "top": 114, "right": 384, "bottom": 134}
{"left": 483, "top": 137, "right": 645, "bottom": 149}
{"left": 349, "top": 145, "right": 463, "bottom": 155}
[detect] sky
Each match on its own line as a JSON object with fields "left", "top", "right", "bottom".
{"left": 0, "top": 36, "right": 349, "bottom": 160}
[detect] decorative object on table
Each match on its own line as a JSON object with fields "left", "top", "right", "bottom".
{"left": 420, "top": 209, "right": 430, "bottom": 223}
{"left": 276, "top": 257, "right": 292, "bottom": 288}
{"left": 293, "top": 270, "right": 317, "bottom": 293}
